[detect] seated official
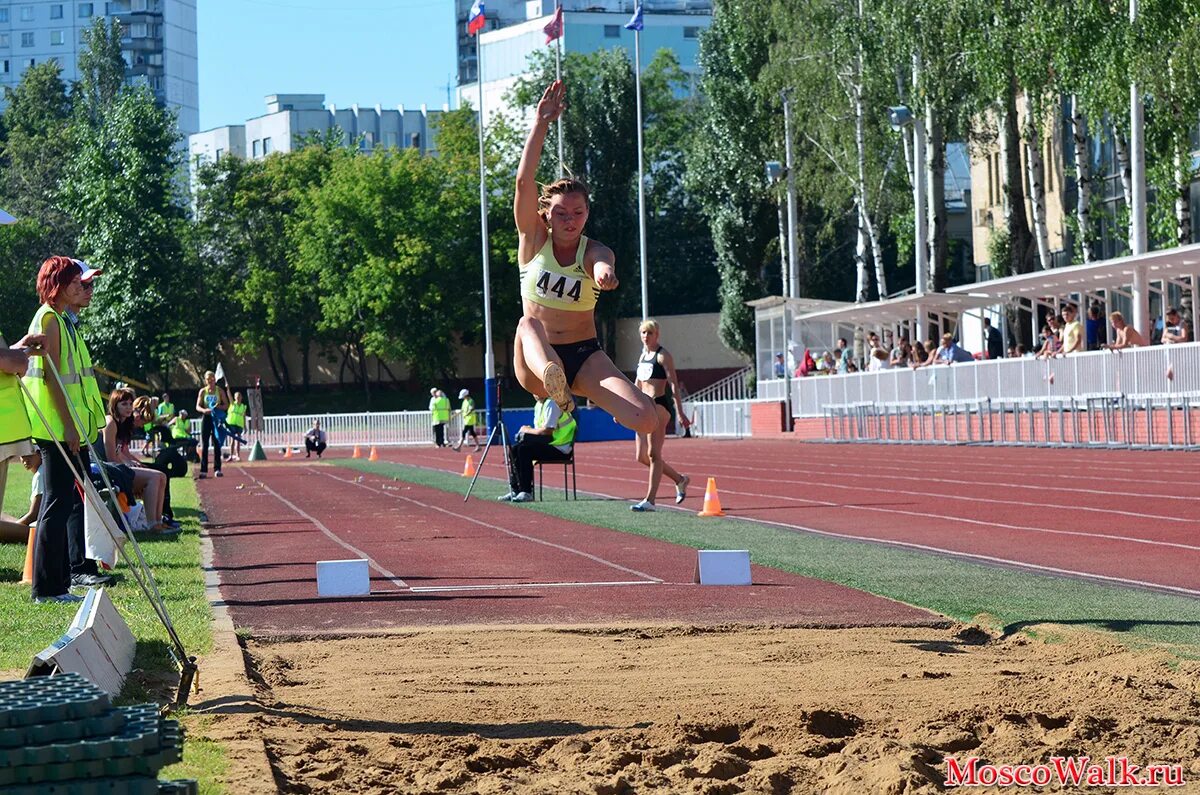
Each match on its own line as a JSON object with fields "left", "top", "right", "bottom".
{"left": 499, "top": 398, "right": 576, "bottom": 503}
{"left": 304, "top": 420, "right": 327, "bottom": 458}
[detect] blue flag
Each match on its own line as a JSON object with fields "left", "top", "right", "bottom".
{"left": 623, "top": 2, "right": 643, "bottom": 31}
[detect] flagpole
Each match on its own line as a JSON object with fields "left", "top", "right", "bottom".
{"left": 554, "top": 1, "right": 564, "bottom": 179}
{"left": 476, "top": 26, "right": 496, "bottom": 430}
{"left": 633, "top": 26, "right": 648, "bottom": 322}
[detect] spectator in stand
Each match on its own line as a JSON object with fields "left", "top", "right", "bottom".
{"left": 1017, "top": 344, "right": 1030, "bottom": 357}
{"left": 1059, "top": 304, "right": 1084, "bottom": 355}
{"left": 1104, "top": 311, "right": 1149, "bottom": 349}
{"left": 835, "top": 338, "right": 852, "bottom": 373}
{"left": 911, "top": 340, "right": 928, "bottom": 365}
{"left": 1035, "top": 314, "right": 1062, "bottom": 359}
{"left": 866, "top": 331, "right": 882, "bottom": 353}
{"left": 304, "top": 420, "right": 327, "bottom": 458}
{"left": 890, "top": 337, "right": 912, "bottom": 368}
{"left": 820, "top": 351, "right": 838, "bottom": 373}
{"left": 195, "top": 370, "right": 227, "bottom": 479}
{"left": 1085, "top": 303, "right": 1105, "bottom": 350}
{"left": 773, "top": 352, "right": 786, "bottom": 378}
{"left": 983, "top": 317, "right": 1004, "bottom": 360}
{"left": 1006, "top": 343, "right": 1018, "bottom": 358}
{"left": 868, "top": 347, "right": 891, "bottom": 371}
{"left": 914, "top": 333, "right": 974, "bottom": 367}
{"left": 846, "top": 362, "right": 859, "bottom": 373}
{"left": 1162, "top": 307, "right": 1189, "bottom": 344}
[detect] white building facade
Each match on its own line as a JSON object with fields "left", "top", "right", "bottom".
{"left": 0, "top": 0, "right": 198, "bottom": 137}
{"left": 456, "top": 0, "right": 711, "bottom": 127}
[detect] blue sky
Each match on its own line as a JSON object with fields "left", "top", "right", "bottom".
{"left": 197, "top": 0, "right": 458, "bottom": 132}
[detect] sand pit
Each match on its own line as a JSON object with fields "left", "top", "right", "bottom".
{"left": 217, "top": 622, "right": 1200, "bottom": 793}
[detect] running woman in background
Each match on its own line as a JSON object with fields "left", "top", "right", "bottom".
{"left": 630, "top": 319, "right": 690, "bottom": 512}
{"left": 511, "top": 80, "right": 655, "bottom": 435}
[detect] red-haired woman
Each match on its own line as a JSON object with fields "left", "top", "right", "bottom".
{"left": 511, "top": 80, "right": 655, "bottom": 435}
{"left": 23, "top": 256, "right": 109, "bottom": 602}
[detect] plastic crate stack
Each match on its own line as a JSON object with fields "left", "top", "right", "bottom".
{"left": 0, "top": 673, "right": 196, "bottom": 794}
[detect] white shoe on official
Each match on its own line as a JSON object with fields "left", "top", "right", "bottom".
{"left": 631, "top": 500, "right": 656, "bottom": 512}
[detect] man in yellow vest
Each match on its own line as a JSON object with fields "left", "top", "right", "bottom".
{"left": 498, "top": 397, "right": 576, "bottom": 503}
{"left": 0, "top": 333, "right": 47, "bottom": 543}
{"left": 429, "top": 388, "right": 451, "bottom": 447}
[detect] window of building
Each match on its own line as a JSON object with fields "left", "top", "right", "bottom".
{"left": 132, "top": 0, "right": 148, "bottom": 9}
{"left": 0, "top": 10, "right": 8, "bottom": 22}
{"left": 79, "top": 3, "right": 94, "bottom": 17}
{"left": 215, "top": 147, "right": 224, "bottom": 161}
{"left": 604, "top": 25, "right": 620, "bottom": 38}
{"left": 683, "top": 27, "right": 700, "bottom": 39}
{"left": 146, "top": 52, "right": 162, "bottom": 65}
{"left": 19, "top": 7, "right": 34, "bottom": 22}
{"left": 20, "top": 33, "right": 34, "bottom": 48}
{"left": 262, "top": 137, "right": 273, "bottom": 154}
{"left": 26, "top": 58, "right": 34, "bottom": 68}
{"left": 50, "top": 30, "right": 65, "bottom": 46}
{"left": 0, "top": 35, "right": 9, "bottom": 48}
{"left": 1, "top": 61, "right": 9, "bottom": 74}
{"left": 50, "top": 4, "right": 64, "bottom": 19}
{"left": 410, "top": 132, "right": 421, "bottom": 149}
{"left": 384, "top": 131, "right": 398, "bottom": 148}
{"left": 252, "top": 140, "right": 261, "bottom": 157}
{"left": 130, "top": 22, "right": 147, "bottom": 38}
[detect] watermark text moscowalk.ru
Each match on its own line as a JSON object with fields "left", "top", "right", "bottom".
{"left": 946, "top": 756, "right": 1184, "bottom": 787}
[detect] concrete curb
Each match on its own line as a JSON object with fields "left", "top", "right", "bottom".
{"left": 192, "top": 511, "right": 279, "bottom": 793}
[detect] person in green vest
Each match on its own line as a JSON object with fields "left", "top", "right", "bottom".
{"left": 25, "top": 256, "right": 111, "bottom": 603}
{"left": 170, "top": 410, "right": 192, "bottom": 440}
{"left": 0, "top": 333, "right": 46, "bottom": 544}
{"left": 429, "top": 388, "right": 451, "bottom": 448}
{"left": 452, "top": 388, "right": 482, "bottom": 453}
{"left": 225, "top": 391, "right": 248, "bottom": 462}
{"left": 498, "top": 397, "right": 575, "bottom": 503}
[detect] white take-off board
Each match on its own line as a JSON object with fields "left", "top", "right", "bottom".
{"left": 26, "top": 588, "right": 136, "bottom": 695}
{"left": 695, "top": 550, "right": 752, "bottom": 586}
{"left": 316, "top": 559, "right": 371, "bottom": 597}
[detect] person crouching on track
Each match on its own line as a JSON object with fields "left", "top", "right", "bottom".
{"left": 453, "top": 388, "right": 482, "bottom": 452}
{"left": 630, "top": 319, "right": 689, "bottom": 512}
{"left": 498, "top": 397, "right": 576, "bottom": 503}
{"left": 304, "top": 420, "right": 327, "bottom": 458}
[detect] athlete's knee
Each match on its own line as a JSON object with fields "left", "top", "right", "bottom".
{"left": 516, "top": 315, "right": 545, "bottom": 337}
{"left": 631, "top": 397, "right": 657, "bottom": 435}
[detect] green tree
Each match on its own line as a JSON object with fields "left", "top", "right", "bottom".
{"left": 73, "top": 18, "right": 126, "bottom": 123}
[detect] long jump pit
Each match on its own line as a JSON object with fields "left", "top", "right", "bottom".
{"left": 199, "top": 463, "right": 1200, "bottom": 794}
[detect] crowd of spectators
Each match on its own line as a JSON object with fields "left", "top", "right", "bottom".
{"left": 786, "top": 300, "right": 1194, "bottom": 378}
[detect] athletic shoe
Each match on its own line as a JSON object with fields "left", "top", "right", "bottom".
{"left": 511, "top": 491, "right": 534, "bottom": 503}
{"left": 34, "top": 593, "right": 85, "bottom": 604}
{"left": 497, "top": 492, "right": 515, "bottom": 502}
{"left": 215, "top": 471, "right": 224, "bottom": 478}
{"left": 630, "top": 500, "right": 656, "bottom": 512}
{"left": 71, "top": 572, "right": 114, "bottom": 587}
{"left": 541, "top": 361, "right": 575, "bottom": 414}
{"left": 197, "top": 473, "right": 207, "bottom": 479}
{"left": 675, "top": 475, "right": 690, "bottom": 504}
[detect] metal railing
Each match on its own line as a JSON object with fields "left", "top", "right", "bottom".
{"left": 188, "top": 410, "right": 466, "bottom": 449}
{"left": 788, "top": 342, "right": 1200, "bottom": 417}
{"left": 823, "top": 392, "right": 1200, "bottom": 450}
{"left": 681, "top": 398, "right": 752, "bottom": 439}
{"left": 685, "top": 365, "right": 754, "bottom": 403}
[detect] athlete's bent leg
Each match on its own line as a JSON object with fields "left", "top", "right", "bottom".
{"left": 513, "top": 316, "right": 564, "bottom": 400}
{"left": 574, "top": 353, "right": 656, "bottom": 434}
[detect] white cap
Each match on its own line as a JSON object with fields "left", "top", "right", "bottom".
{"left": 458, "top": 388, "right": 469, "bottom": 399}
{"left": 72, "top": 258, "right": 104, "bottom": 282}
{"left": 430, "top": 388, "right": 438, "bottom": 396}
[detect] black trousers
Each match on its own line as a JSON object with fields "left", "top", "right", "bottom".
{"left": 32, "top": 440, "right": 94, "bottom": 598}
{"left": 433, "top": 423, "right": 446, "bottom": 447}
{"left": 305, "top": 438, "right": 327, "bottom": 456}
{"left": 199, "top": 413, "right": 221, "bottom": 474}
{"left": 508, "top": 435, "right": 571, "bottom": 494}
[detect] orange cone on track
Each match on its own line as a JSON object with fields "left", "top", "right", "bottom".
{"left": 461, "top": 455, "right": 476, "bottom": 477}
{"left": 20, "top": 524, "right": 35, "bottom": 584}
{"left": 697, "top": 478, "right": 725, "bottom": 517}
{"left": 352, "top": 445, "right": 362, "bottom": 459}
{"left": 283, "top": 447, "right": 293, "bottom": 459}
{"left": 368, "top": 446, "right": 379, "bottom": 462}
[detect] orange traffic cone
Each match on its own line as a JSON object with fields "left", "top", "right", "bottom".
{"left": 368, "top": 446, "right": 379, "bottom": 462}
{"left": 283, "top": 447, "right": 293, "bottom": 459}
{"left": 461, "top": 454, "right": 476, "bottom": 477}
{"left": 697, "top": 477, "right": 725, "bottom": 517}
{"left": 20, "top": 524, "right": 35, "bottom": 584}
{"left": 352, "top": 445, "right": 362, "bottom": 459}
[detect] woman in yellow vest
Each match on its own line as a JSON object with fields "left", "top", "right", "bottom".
{"left": 512, "top": 80, "right": 655, "bottom": 435}
{"left": 452, "top": 388, "right": 482, "bottom": 452}
{"left": 24, "top": 256, "right": 110, "bottom": 602}
{"left": 0, "top": 334, "right": 46, "bottom": 544}
{"left": 226, "top": 391, "right": 248, "bottom": 462}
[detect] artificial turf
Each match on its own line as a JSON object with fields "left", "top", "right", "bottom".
{"left": 337, "top": 457, "right": 1200, "bottom": 654}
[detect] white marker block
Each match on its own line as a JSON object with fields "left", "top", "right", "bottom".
{"left": 27, "top": 588, "right": 136, "bottom": 695}
{"left": 316, "top": 559, "right": 371, "bottom": 597}
{"left": 695, "top": 550, "right": 752, "bottom": 586}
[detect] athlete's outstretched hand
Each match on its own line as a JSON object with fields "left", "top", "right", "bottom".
{"left": 537, "top": 80, "right": 566, "bottom": 124}
{"left": 596, "top": 269, "right": 619, "bottom": 291}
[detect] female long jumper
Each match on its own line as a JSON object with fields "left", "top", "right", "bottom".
{"left": 511, "top": 80, "right": 655, "bottom": 435}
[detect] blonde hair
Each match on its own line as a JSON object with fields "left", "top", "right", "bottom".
{"left": 639, "top": 319, "right": 659, "bottom": 334}
{"left": 1109, "top": 311, "right": 1125, "bottom": 323}
{"left": 203, "top": 370, "right": 215, "bottom": 381}
{"left": 538, "top": 177, "right": 591, "bottom": 222}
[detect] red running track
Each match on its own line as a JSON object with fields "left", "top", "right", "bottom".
{"left": 198, "top": 462, "right": 941, "bottom": 634}
{"left": 370, "top": 440, "right": 1200, "bottom": 598}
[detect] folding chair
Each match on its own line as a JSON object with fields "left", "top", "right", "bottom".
{"left": 534, "top": 448, "right": 576, "bottom": 501}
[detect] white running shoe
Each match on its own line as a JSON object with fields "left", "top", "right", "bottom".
{"left": 541, "top": 362, "right": 575, "bottom": 414}
{"left": 497, "top": 492, "right": 515, "bottom": 502}
{"left": 631, "top": 500, "right": 656, "bottom": 512}
{"left": 675, "top": 475, "right": 690, "bottom": 504}
{"left": 511, "top": 491, "right": 534, "bottom": 503}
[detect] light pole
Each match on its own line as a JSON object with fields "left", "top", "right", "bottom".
{"left": 889, "top": 104, "right": 927, "bottom": 341}
{"left": 781, "top": 90, "right": 800, "bottom": 299}
{"left": 766, "top": 160, "right": 789, "bottom": 297}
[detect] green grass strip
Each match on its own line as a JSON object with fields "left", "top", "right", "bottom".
{"left": 338, "top": 458, "right": 1200, "bottom": 653}
{"left": 0, "top": 461, "right": 226, "bottom": 792}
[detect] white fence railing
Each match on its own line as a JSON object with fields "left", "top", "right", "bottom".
{"left": 685, "top": 366, "right": 754, "bottom": 403}
{"left": 781, "top": 342, "right": 1200, "bottom": 417}
{"left": 682, "top": 398, "right": 754, "bottom": 439}
{"left": 189, "top": 410, "right": 467, "bottom": 449}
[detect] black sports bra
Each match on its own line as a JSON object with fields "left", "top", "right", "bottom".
{"left": 635, "top": 347, "right": 667, "bottom": 382}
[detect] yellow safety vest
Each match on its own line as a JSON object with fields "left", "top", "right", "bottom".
{"left": 433, "top": 396, "right": 451, "bottom": 423}
{"left": 227, "top": 403, "right": 247, "bottom": 427}
{"left": 535, "top": 400, "right": 576, "bottom": 448}
{"left": 0, "top": 339, "right": 32, "bottom": 448}
{"left": 461, "top": 397, "right": 476, "bottom": 426}
{"left": 170, "top": 416, "right": 191, "bottom": 439}
{"left": 23, "top": 305, "right": 103, "bottom": 440}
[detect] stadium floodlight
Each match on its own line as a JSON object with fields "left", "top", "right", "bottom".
{"left": 888, "top": 105, "right": 914, "bottom": 132}
{"left": 765, "top": 160, "right": 784, "bottom": 184}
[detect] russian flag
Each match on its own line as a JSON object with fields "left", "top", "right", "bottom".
{"left": 468, "top": 0, "right": 486, "bottom": 35}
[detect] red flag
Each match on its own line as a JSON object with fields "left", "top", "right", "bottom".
{"left": 543, "top": 3, "right": 563, "bottom": 43}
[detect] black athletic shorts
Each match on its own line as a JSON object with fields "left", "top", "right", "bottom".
{"left": 654, "top": 393, "right": 676, "bottom": 424}
{"left": 550, "top": 337, "right": 603, "bottom": 387}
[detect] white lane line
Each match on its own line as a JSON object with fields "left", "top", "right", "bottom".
{"left": 239, "top": 469, "right": 410, "bottom": 590}
{"left": 317, "top": 470, "right": 664, "bottom": 584}
{"left": 410, "top": 580, "right": 660, "bottom": 593}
